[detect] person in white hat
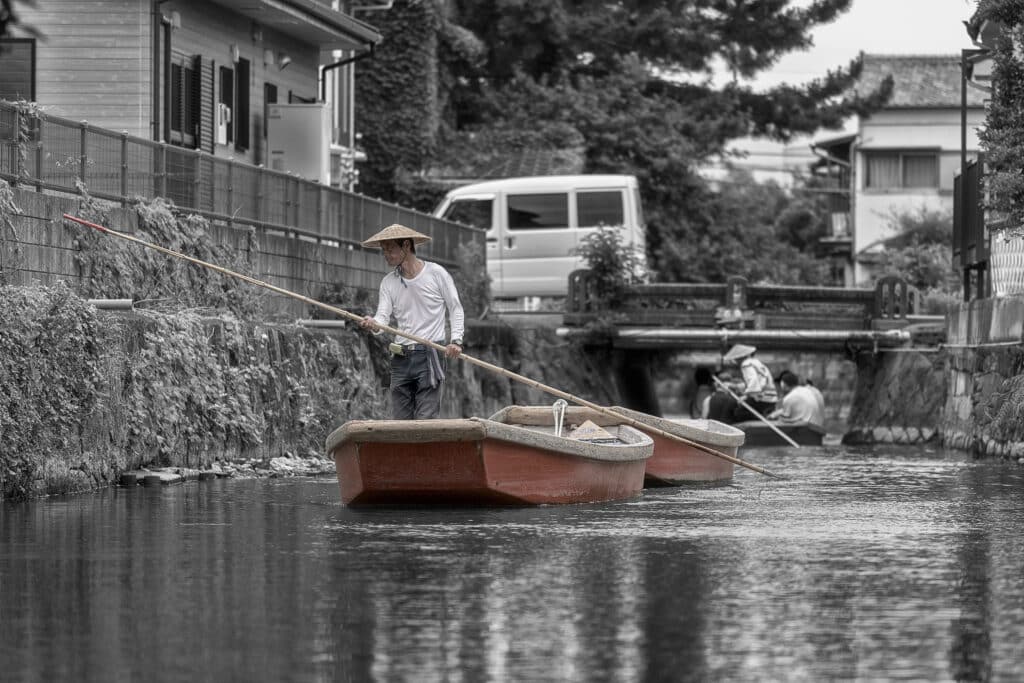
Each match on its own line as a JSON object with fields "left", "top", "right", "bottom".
{"left": 358, "top": 224, "right": 466, "bottom": 419}
{"left": 723, "top": 343, "right": 778, "bottom": 420}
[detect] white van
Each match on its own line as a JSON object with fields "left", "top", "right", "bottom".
{"left": 433, "top": 174, "right": 646, "bottom": 299}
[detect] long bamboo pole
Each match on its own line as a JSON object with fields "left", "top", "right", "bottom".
{"left": 63, "top": 213, "right": 784, "bottom": 478}
{"left": 712, "top": 375, "right": 801, "bottom": 448}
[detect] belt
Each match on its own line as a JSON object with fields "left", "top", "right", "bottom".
{"left": 390, "top": 342, "right": 442, "bottom": 355}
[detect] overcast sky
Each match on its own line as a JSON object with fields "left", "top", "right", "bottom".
{"left": 721, "top": 0, "right": 980, "bottom": 182}
{"left": 756, "top": 0, "right": 978, "bottom": 89}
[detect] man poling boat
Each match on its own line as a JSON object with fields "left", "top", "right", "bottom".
{"left": 62, "top": 213, "right": 786, "bottom": 479}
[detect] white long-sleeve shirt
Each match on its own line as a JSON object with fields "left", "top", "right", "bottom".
{"left": 372, "top": 261, "right": 465, "bottom": 346}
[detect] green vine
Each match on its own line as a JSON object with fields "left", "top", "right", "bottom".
{"left": 354, "top": 0, "right": 442, "bottom": 201}
{"left": 0, "top": 179, "right": 23, "bottom": 282}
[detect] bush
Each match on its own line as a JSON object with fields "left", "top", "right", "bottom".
{"left": 574, "top": 225, "right": 645, "bottom": 309}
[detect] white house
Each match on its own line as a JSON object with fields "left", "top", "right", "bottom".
{"left": 0, "top": 0, "right": 381, "bottom": 188}
{"left": 812, "top": 54, "right": 987, "bottom": 286}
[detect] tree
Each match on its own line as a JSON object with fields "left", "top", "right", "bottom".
{"left": 357, "top": 1, "right": 892, "bottom": 283}
{"left": 0, "top": 1, "right": 37, "bottom": 39}
{"left": 873, "top": 206, "right": 960, "bottom": 295}
{"left": 975, "top": 1, "right": 1024, "bottom": 232}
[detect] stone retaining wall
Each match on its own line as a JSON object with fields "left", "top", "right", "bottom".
{"left": 0, "top": 298, "right": 617, "bottom": 501}
{"left": 841, "top": 348, "right": 946, "bottom": 446}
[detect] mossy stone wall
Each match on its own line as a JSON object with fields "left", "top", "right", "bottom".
{"left": 0, "top": 290, "right": 615, "bottom": 501}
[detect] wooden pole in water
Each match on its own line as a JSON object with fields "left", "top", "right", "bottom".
{"left": 63, "top": 213, "right": 784, "bottom": 479}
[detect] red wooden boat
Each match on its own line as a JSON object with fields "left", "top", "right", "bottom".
{"left": 325, "top": 412, "right": 653, "bottom": 506}
{"left": 497, "top": 405, "right": 745, "bottom": 487}
{"left": 610, "top": 406, "right": 746, "bottom": 486}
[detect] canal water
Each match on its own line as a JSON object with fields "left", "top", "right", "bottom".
{"left": 3, "top": 444, "right": 1023, "bottom": 682}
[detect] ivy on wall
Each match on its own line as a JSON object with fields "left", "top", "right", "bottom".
{"left": 354, "top": 0, "right": 441, "bottom": 203}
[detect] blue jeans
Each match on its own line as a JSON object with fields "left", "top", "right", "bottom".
{"left": 390, "top": 348, "right": 446, "bottom": 419}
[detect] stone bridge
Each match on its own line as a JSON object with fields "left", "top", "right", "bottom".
{"left": 556, "top": 272, "right": 946, "bottom": 432}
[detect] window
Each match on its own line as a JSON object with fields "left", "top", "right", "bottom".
{"left": 263, "top": 82, "right": 277, "bottom": 138}
{"left": 507, "top": 193, "right": 568, "bottom": 229}
{"left": 169, "top": 53, "right": 200, "bottom": 148}
{"left": 577, "top": 190, "right": 624, "bottom": 227}
{"left": 0, "top": 39, "right": 35, "bottom": 101}
{"left": 865, "top": 151, "right": 939, "bottom": 189}
{"left": 442, "top": 198, "right": 493, "bottom": 231}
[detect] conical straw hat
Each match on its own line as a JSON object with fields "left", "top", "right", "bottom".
{"left": 361, "top": 223, "right": 432, "bottom": 248}
{"left": 723, "top": 343, "right": 756, "bottom": 363}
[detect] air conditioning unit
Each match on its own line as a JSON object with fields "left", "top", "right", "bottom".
{"left": 216, "top": 103, "right": 231, "bottom": 146}
{"left": 266, "top": 102, "right": 331, "bottom": 184}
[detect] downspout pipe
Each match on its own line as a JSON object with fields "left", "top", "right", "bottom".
{"left": 320, "top": 43, "right": 376, "bottom": 102}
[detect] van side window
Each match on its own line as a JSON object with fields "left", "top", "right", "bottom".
{"left": 508, "top": 193, "right": 568, "bottom": 229}
{"left": 442, "top": 198, "right": 492, "bottom": 230}
{"left": 578, "top": 190, "right": 624, "bottom": 227}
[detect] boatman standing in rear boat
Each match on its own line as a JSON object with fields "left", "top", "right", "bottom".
{"left": 359, "top": 223, "right": 466, "bottom": 420}
{"left": 722, "top": 343, "right": 779, "bottom": 421}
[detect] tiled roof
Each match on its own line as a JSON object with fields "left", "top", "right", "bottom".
{"left": 854, "top": 54, "right": 987, "bottom": 108}
{"left": 427, "top": 147, "right": 586, "bottom": 186}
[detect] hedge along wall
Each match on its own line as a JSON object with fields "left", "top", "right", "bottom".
{"left": 354, "top": 0, "right": 441, "bottom": 203}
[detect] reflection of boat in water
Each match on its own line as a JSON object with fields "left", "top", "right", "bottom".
{"left": 735, "top": 421, "right": 826, "bottom": 447}
{"left": 325, "top": 412, "right": 653, "bottom": 506}
{"left": 609, "top": 407, "right": 745, "bottom": 486}
{"left": 495, "top": 405, "right": 746, "bottom": 487}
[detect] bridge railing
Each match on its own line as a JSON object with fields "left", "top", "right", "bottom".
{"left": 565, "top": 271, "right": 920, "bottom": 330}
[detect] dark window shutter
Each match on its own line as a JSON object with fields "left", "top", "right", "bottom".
{"left": 235, "top": 58, "right": 250, "bottom": 151}
{"left": 190, "top": 55, "right": 202, "bottom": 147}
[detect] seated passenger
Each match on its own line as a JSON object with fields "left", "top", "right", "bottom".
{"left": 769, "top": 371, "right": 825, "bottom": 428}
{"left": 704, "top": 369, "right": 742, "bottom": 423}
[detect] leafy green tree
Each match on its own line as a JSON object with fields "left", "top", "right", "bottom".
{"left": 0, "top": 1, "right": 37, "bottom": 39}
{"left": 975, "top": 1, "right": 1024, "bottom": 232}
{"left": 442, "top": 1, "right": 890, "bottom": 268}
{"left": 874, "top": 207, "right": 959, "bottom": 295}
{"left": 357, "top": 1, "right": 892, "bottom": 284}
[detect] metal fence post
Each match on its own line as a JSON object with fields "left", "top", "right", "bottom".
{"left": 160, "top": 142, "right": 168, "bottom": 198}
{"left": 193, "top": 148, "right": 201, "bottom": 211}
{"left": 79, "top": 120, "right": 88, "bottom": 188}
{"left": 227, "top": 158, "right": 234, "bottom": 228}
{"left": 316, "top": 185, "right": 324, "bottom": 241}
{"left": 120, "top": 131, "right": 128, "bottom": 207}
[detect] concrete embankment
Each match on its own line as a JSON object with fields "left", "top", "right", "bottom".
{"left": 0, "top": 286, "right": 616, "bottom": 501}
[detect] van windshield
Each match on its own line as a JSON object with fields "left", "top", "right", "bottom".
{"left": 441, "top": 198, "right": 493, "bottom": 231}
